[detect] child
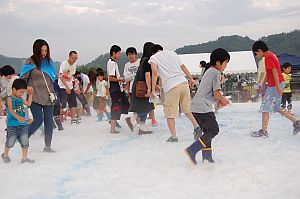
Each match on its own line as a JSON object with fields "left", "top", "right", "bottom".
{"left": 281, "top": 63, "right": 292, "bottom": 112}
{"left": 94, "top": 71, "right": 110, "bottom": 121}
{"left": 251, "top": 41, "right": 300, "bottom": 137}
{"left": 1, "top": 79, "right": 34, "bottom": 163}
{"left": 185, "top": 48, "right": 230, "bottom": 164}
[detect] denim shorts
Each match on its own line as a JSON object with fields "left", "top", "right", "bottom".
{"left": 260, "top": 82, "right": 285, "bottom": 113}
{"left": 5, "top": 125, "right": 29, "bottom": 148}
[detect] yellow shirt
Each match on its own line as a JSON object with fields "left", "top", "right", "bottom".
{"left": 282, "top": 72, "right": 291, "bottom": 93}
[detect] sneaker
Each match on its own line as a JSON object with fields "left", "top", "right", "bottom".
{"left": 110, "top": 130, "right": 120, "bottom": 134}
{"left": 71, "top": 119, "right": 81, "bottom": 125}
{"left": 1, "top": 153, "right": 11, "bottom": 163}
{"left": 125, "top": 117, "right": 134, "bottom": 132}
{"left": 293, "top": 121, "right": 300, "bottom": 135}
{"left": 166, "top": 136, "right": 178, "bottom": 142}
{"left": 250, "top": 129, "right": 269, "bottom": 138}
{"left": 138, "top": 129, "right": 153, "bottom": 135}
{"left": 193, "top": 126, "right": 202, "bottom": 140}
{"left": 21, "top": 158, "right": 35, "bottom": 164}
{"left": 43, "top": 147, "right": 56, "bottom": 153}
{"left": 151, "top": 119, "right": 158, "bottom": 126}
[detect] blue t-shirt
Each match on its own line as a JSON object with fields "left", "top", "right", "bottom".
{"left": 6, "top": 96, "right": 27, "bottom": 127}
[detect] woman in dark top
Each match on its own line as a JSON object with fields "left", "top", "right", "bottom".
{"left": 20, "top": 39, "right": 57, "bottom": 153}
{"left": 129, "top": 42, "right": 155, "bottom": 135}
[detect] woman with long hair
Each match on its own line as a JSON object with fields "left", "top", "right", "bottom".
{"left": 129, "top": 42, "right": 155, "bottom": 135}
{"left": 20, "top": 39, "right": 57, "bottom": 152}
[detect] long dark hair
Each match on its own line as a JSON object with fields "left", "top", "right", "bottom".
{"left": 141, "top": 42, "right": 154, "bottom": 59}
{"left": 31, "top": 39, "right": 51, "bottom": 68}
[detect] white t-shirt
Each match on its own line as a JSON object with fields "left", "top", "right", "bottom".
{"left": 0, "top": 75, "right": 19, "bottom": 98}
{"left": 124, "top": 59, "right": 140, "bottom": 93}
{"left": 96, "top": 80, "right": 108, "bottom": 97}
{"left": 257, "top": 57, "right": 266, "bottom": 83}
{"left": 58, "top": 60, "right": 77, "bottom": 89}
{"left": 81, "top": 73, "right": 93, "bottom": 93}
{"left": 107, "top": 58, "right": 122, "bottom": 91}
{"left": 148, "top": 50, "right": 187, "bottom": 93}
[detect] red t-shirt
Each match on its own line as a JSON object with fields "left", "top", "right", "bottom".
{"left": 265, "top": 51, "right": 284, "bottom": 87}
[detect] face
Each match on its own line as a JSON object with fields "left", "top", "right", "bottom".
{"left": 284, "top": 66, "right": 292, "bottom": 74}
{"left": 216, "top": 60, "right": 229, "bottom": 72}
{"left": 5, "top": 75, "right": 13, "bottom": 80}
{"left": 41, "top": 45, "right": 48, "bottom": 59}
{"left": 97, "top": 75, "right": 104, "bottom": 81}
{"left": 127, "top": 53, "right": 137, "bottom": 63}
{"left": 254, "top": 49, "right": 264, "bottom": 59}
{"left": 113, "top": 51, "right": 121, "bottom": 60}
{"left": 12, "top": 88, "right": 26, "bottom": 98}
{"left": 69, "top": 53, "right": 78, "bottom": 64}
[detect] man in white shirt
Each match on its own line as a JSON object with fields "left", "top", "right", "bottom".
{"left": 58, "top": 51, "right": 78, "bottom": 124}
{"left": 107, "top": 45, "right": 132, "bottom": 134}
{"left": 149, "top": 44, "right": 200, "bottom": 142}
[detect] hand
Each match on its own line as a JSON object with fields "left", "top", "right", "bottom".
{"left": 155, "top": 85, "right": 161, "bottom": 93}
{"left": 145, "top": 89, "right": 151, "bottom": 97}
{"left": 260, "top": 85, "right": 265, "bottom": 96}
{"left": 66, "top": 87, "right": 71, "bottom": 94}
{"left": 189, "top": 78, "right": 196, "bottom": 88}
{"left": 17, "top": 116, "right": 25, "bottom": 123}
{"left": 27, "top": 87, "right": 33, "bottom": 95}
{"left": 151, "top": 90, "right": 156, "bottom": 98}
{"left": 220, "top": 98, "right": 230, "bottom": 107}
{"left": 276, "top": 87, "right": 283, "bottom": 96}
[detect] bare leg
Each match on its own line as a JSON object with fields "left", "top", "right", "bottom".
{"left": 71, "top": 107, "right": 77, "bottom": 120}
{"left": 278, "top": 109, "right": 297, "bottom": 123}
{"left": 110, "top": 120, "right": 116, "bottom": 132}
{"left": 3, "top": 147, "right": 10, "bottom": 157}
{"left": 262, "top": 112, "right": 269, "bottom": 131}
{"left": 21, "top": 147, "right": 28, "bottom": 160}
{"left": 167, "top": 118, "right": 176, "bottom": 137}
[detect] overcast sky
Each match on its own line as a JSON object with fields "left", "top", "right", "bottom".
{"left": 0, "top": 0, "right": 299, "bottom": 65}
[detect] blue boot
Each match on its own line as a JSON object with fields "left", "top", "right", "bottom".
{"left": 202, "top": 148, "right": 215, "bottom": 163}
{"left": 106, "top": 112, "right": 111, "bottom": 121}
{"left": 185, "top": 138, "right": 206, "bottom": 165}
{"left": 97, "top": 113, "right": 103, "bottom": 122}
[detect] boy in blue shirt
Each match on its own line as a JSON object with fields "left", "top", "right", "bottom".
{"left": 1, "top": 79, "right": 34, "bottom": 163}
{"left": 185, "top": 48, "right": 230, "bottom": 164}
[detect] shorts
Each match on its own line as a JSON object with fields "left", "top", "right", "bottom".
{"left": 60, "top": 88, "right": 77, "bottom": 108}
{"left": 163, "top": 82, "right": 191, "bottom": 118}
{"left": 5, "top": 125, "right": 29, "bottom": 148}
{"left": 93, "top": 96, "right": 106, "bottom": 110}
{"left": 260, "top": 82, "right": 285, "bottom": 113}
{"left": 110, "top": 91, "right": 129, "bottom": 120}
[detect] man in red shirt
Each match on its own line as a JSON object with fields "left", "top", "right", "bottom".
{"left": 251, "top": 41, "right": 300, "bottom": 137}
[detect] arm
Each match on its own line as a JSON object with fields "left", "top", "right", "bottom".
{"left": 145, "top": 72, "right": 151, "bottom": 97}
{"left": 108, "top": 75, "right": 125, "bottom": 83}
{"left": 272, "top": 68, "right": 283, "bottom": 96}
{"left": 59, "top": 74, "right": 71, "bottom": 93}
{"left": 180, "top": 64, "right": 196, "bottom": 87}
{"left": 7, "top": 97, "right": 25, "bottom": 123}
{"left": 214, "top": 90, "right": 230, "bottom": 105}
{"left": 22, "top": 87, "right": 33, "bottom": 107}
{"left": 150, "top": 63, "right": 158, "bottom": 97}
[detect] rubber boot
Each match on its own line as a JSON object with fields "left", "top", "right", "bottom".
{"left": 106, "top": 112, "right": 111, "bottom": 121}
{"left": 184, "top": 138, "right": 206, "bottom": 165}
{"left": 202, "top": 148, "right": 215, "bottom": 163}
{"left": 97, "top": 113, "right": 103, "bottom": 122}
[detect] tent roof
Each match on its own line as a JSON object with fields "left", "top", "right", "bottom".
{"left": 179, "top": 51, "right": 257, "bottom": 74}
{"left": 277, "top": 53, "right": 300, "bottom": 67}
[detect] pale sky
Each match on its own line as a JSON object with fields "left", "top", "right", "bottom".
{"left": 0, "top": 0, "right": 299, "bottom": 65}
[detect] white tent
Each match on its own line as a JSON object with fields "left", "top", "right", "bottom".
{"left": 179, "top": 51, "right": 257, "bottom": 74}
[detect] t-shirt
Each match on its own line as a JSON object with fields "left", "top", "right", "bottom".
{"left": 6, "top": 96, "right": 27, "bottom": 126}
{"left": 124, "top": 59, "right": 140, "bottom": 93}
{"left": 148, "top": 50, "right": 187, "bottom": 93}
{"left": 81, "top": 73, "right": 93, "bottom": 93}
{"left": 96, "top": 80, "right": 108, "bottom": 97}
{"left": 107, "top": 58, "right": 122, "bottom": 93}
{"left": 257, "top": 57, "right": 266, "bottom": 83}
{"left": 0, "top": 75, "right": 19, "bottom": 99}
{"left": 190, "top": 67, "right": 221, "bottom": 113}
{"left": 58, "top": 60, "right": 77, "bottom": 89}
{"left": 282, "top": 72, "right": 292, "bottom": 93}
{"left": 265, "top": 52, "right": 284, "bottom": 87}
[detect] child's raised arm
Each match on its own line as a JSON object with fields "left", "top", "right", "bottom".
{"left": 22, "top": 87, "right": 33, "bottom": 107}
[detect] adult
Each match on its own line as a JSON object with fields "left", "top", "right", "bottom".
{"left": 129, "top": 42, "right": 155, "bottom": 135}
{"left": 20, "top": 39, "right": 57, "bottom": 152}
{"left": 198, "top": 60, "right": 206, "bottom": 84}
{"left": 149, "top": 44, "right": 200, "bottom": 142}
{"left": 58, "top": 51, "right": 79, "bottom": 124}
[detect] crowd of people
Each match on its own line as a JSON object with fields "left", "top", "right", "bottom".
{"left": 0, "top": 39, "right": 300, "bottom": 165}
